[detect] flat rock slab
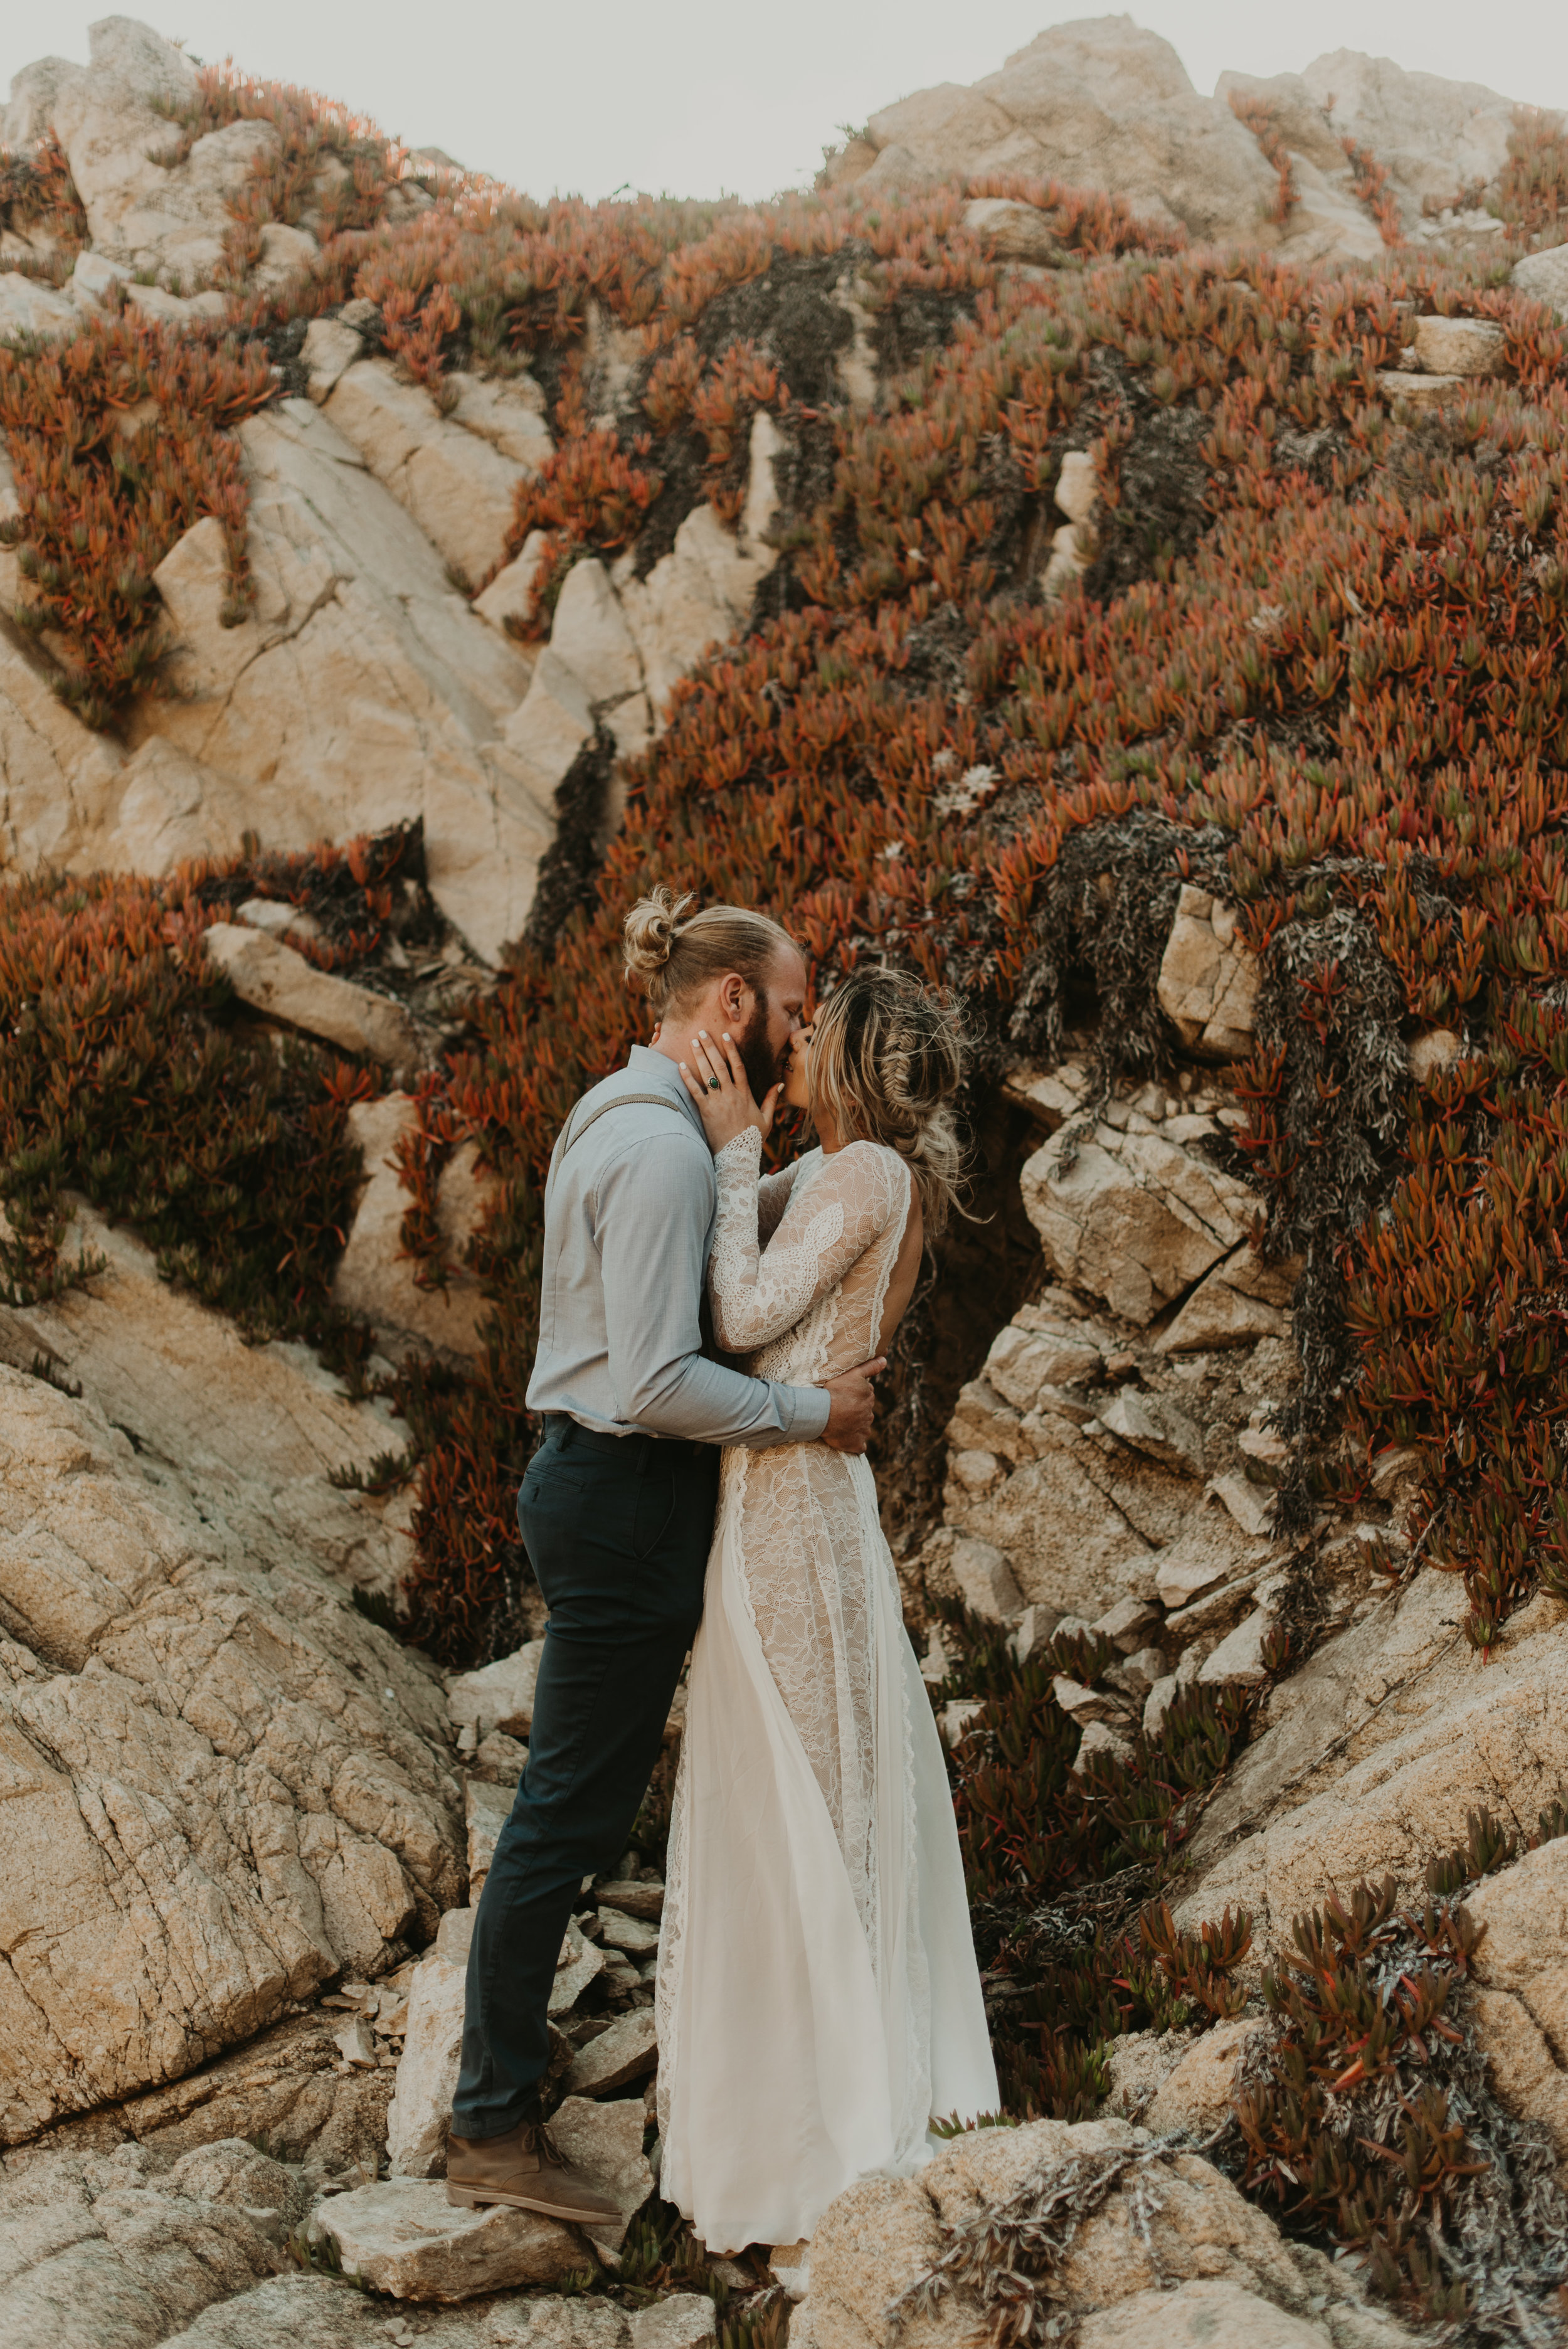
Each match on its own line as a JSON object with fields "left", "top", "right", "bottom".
{"left": 596, "top": 1906, "right": 659, "bottom": 1954}
{"left": 309, "top": 2177, "right": 593, "bottom": 2301}
{"left": 562, "top": 2009, "right": 658, "bottom": 2098}
{"left": 548, "top": 2096, "right": 653, "bottom": 2249}
{"left": 1377, "top": 368, "right": 1467, "bottom": 410}
{"left": 156, "top": 2275, "right": 632, "bottom": 2345}
{"left": 203, "top": 922, "right": 421, "bottom": 1074}
{"left": 449, "top": 1642, "right": 546, "bottom": 1742}
{"left": 468, "top": 1778, "right": 515, "bottom": 1895}
{"left": 592, "top": 1879, "right": 664, "bottom": 1922}
{"left": 628, "top": 2295, "right": 717, "bottom": 2349}
{"left": 1410, "top": 314, "right": 1505, "bottom": 378}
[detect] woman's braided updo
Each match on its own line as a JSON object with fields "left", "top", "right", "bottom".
{"left": 807, "top": 967, "right": 967, "bottom": 1234}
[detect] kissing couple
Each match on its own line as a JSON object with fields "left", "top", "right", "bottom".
{"left": 447, "top": 888, "right": 997, "bottom": 2257}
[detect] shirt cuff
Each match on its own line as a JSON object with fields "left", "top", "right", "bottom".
{"left": 783, "top": 1383, "right": 832, "bottom": 1442}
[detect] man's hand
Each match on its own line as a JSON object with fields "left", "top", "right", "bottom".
{"left": 820, "top": 1356, "right": 886, "bottom": 1455}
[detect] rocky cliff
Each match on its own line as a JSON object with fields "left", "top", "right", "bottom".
{"left": 6, "top": 12, "right": 1568, "bottom": 2346}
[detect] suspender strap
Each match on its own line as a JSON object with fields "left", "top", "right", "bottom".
{"left": 559, "top": 1091, "right": 684, "bottom": 1159}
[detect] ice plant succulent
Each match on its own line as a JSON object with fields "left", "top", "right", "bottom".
{"left": 0, "top": 309, "right": 272, "bottom": 724}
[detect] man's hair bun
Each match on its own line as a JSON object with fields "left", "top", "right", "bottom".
{"left": 623, "top": 888, "right": 694, "bottom": 979}
{"left": 622, "top": 887, "right": 797, "bottom": 1015}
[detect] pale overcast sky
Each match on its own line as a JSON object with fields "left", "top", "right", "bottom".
{"left": 6, "top": 3, "right": 1564, "bottom": 203}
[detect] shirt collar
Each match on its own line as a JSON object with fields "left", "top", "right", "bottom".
{"left": 627, "top": 1044, "right": 705, "bottom": 1139}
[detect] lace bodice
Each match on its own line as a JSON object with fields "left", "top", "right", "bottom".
{"left": 696, "top": 1127, "right": 914, "bottom": 1930}
{"left": 708, "top": 1130, "right": 911, "bottom": 1387}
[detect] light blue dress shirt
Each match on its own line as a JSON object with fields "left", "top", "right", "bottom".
{"left": 525, "top": 1047, "right": 832, "bottom": 1447}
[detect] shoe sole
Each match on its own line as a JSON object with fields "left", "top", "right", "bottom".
{"left": 445, "top": 2179, "right": 618, "bottom": 2227}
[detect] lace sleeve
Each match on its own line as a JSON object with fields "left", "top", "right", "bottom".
{"left": 708, "top": 1135, "right": 904, "bottom": 1352}
{"left": 756, "top": 1160, "right": 801, "bottom": 1244}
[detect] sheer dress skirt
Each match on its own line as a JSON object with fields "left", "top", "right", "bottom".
{"left": 655, "top": 1436, "right": 997, "bottom": 2252}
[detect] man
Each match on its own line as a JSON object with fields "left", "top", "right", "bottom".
{"left": 447, "top": 893, "right": 884, "bottom": 2222}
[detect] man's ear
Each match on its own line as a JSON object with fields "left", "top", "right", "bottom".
{"left": 718, "top": 970, "right": 746, "bottom": 1022}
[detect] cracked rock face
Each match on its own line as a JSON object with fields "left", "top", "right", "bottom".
{"left": 0, "top": 1336, "right": 463, "bottom": 2143}
{"left": 0, "top": 400, "right": 546, "bottom": 964}
{"left": 1175, "top": 1578, "right": 1568, "bottom": 1948}
{"left": 796, "top": 2118, "right": 1416, "bottom": 2349}
{"left": 930, "top": 1123, "right": 1297, "bottom": 1643}
{"left": 828, "top": 21, "right": 1518, "bottom": 267}
{"left": 1156, "top": 886, "right": 1261, "bottom": 1061}
{"left": 322, "top": 362, "right": 546, "bottom": 587}
{"left": 0, "top": 2136, "right": 289, "bottom": 2349}
{"left": 1021, "top": 1122, "right": 1254, "bottom": 1327}
{"left": 0, "top": 371, "right": 785, "bottom": 973}
{"left": 943, "top": 1374, "right": 1199, "bottom": 1619}
{"left": 0, "top": 1203, "right": 420, "bottom": 1601}
{"left": 0, "top": 2133, "right": 634, "bottom": 2347}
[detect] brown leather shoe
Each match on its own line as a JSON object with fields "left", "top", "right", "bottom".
{"left": 445, "top": 2118, "right": 623, "bottom": 2227}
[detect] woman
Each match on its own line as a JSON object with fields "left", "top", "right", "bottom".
{"left": 654, "top": 966, "right": 998, "bottom": 2257}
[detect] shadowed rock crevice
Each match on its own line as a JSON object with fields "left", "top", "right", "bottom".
{"left": 520, "top": 726, "right": 619, "bottom": 957}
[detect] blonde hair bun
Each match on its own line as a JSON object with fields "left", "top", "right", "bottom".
{"left": 623, "top": 887, "right": 694, "bottom": 980}
{"left": 622, "top": 886, "right": 797, "bottom": 1016}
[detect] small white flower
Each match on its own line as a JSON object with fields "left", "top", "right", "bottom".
{"left": 933, "top": 762, "right": 999, "bottom": 818}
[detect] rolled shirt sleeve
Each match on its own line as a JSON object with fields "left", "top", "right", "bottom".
{"left": 596, "top": 1131, "right": 831, "bottom": 1447}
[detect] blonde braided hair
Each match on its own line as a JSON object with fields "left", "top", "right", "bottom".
{"left": 807, "top": 967, "right": 967, "bottom": 1234}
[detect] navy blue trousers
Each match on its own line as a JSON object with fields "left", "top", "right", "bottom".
{"left": 451, "top": 1416, "right": 717, "bottom": 2140}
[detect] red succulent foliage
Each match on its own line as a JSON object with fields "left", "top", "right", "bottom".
{"left": 0, "top": 845, "right": 396, "bottom": 1354}
{"left": 1341, "top": 133, "right": 1405, "bottom": 247}
{"left": 0, "top": 132, "right": 88, "bottom": 282}
{"left": 1493, "top": 105, "right": 1568, "bottom": 245}
{"left": 0, "top": 311, "right": 272, "bottom": 724}
{"left": 6, "top": 55, "right": 1568, "bottom": 1780}
{"left": 164, "top": 58, "right": 417, "bottom": 289}
{"left": 1227, "top": 91, "right": 1299, "bottom": 227}
{"left": 371, "top": 234, "right": 1568, "bottom": 1660}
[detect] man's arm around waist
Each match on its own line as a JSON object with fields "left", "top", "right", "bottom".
{"left": 599, "top": 1132, "right": 829, "bottom": 1447}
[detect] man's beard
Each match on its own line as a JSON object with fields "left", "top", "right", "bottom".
{"left": 736, "top": 995, "right": 786, "bottom": 1105}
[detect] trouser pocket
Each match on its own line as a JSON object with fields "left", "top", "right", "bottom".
{"left": 519, "top": 1445, "right": 707, "bottom": 1638}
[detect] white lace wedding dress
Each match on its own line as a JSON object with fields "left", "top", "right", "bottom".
{"left": 655, "top": 1128, "right": 998, "bottom": 2254}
